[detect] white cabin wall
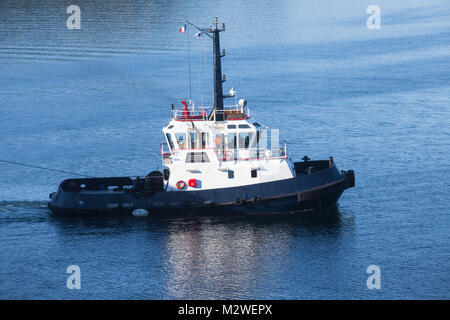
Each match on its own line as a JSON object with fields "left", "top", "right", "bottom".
{"left": 161, "top": 117, "right": 295, "bottom": 191}
{"left": 165, "top": 158, "right": 294, "bottom": 191}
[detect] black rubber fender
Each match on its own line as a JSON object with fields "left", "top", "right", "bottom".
{"left": 347, "top": 170, "right": 355, "bottom": 188}
{"left": 252, "top": 196, "right": 260, "bottom": 204}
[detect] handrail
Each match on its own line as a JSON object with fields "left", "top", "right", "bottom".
{"left": 160, "top": 143, "right": 171, "bottom": 156}
{"left": 171, "top": 104, "right": 250, "bottom": 121}
{"left": 208, "top": 108, "right": 215, "bottom": 121}
{"left": 161, "top": 143, "right": 288, "bottom": 162}
{"left": 219, "top": 145, "right": 288, "bottom": 161}
{"left": 172, "top": 108, "right": 209, "bottom": 121}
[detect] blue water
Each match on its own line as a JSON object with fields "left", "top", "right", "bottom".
{"left": 0, "top": 0, "right": 449, "bottom": 299}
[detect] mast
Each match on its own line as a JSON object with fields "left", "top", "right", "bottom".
{"left": 211, "top": 18, "right": 225, "bottom": 121}
{"left": 186, "top": 18, "right": 227, "bottom": 122}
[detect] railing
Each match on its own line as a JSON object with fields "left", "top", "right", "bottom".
{"left": 171, "top": 105, "right": 250, "bottom": 121}
{"left": 161, "top": 143, "right": 287, "bottom": 162}
{"left": 172, "top": 107, "right": 209, "bottom": 121}
{"left": 160, "top": 143, "right": 172, "bottom": 164}
{"left": 209, "top": 105, "right": 250, "bottom": 121}
{"left": 219, "top": 145, "right": 287, "bottom": 161}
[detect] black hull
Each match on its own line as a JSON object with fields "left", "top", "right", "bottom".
{"left": 48, "top": 162, "right": 355, "bottom": 217}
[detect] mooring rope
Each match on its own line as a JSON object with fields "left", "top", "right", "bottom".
{"left": 0, "top": 159, "right": 95, "bottom": 178}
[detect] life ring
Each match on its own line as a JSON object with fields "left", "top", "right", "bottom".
{"left": 176, "top": 180, "right": 186, "bottom": 190}
{"left": 224, "top": 150, "right": 233, "bottom": 161}
{"left": 234, "top": 197, "right": 243, "bottom": 205}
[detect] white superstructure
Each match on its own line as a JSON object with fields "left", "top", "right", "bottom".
{"left": 161, "top": 102, "right": 296, "bottom": 191}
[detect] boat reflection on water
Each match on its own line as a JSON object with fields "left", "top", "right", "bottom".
{"left": 48, "top": 207, "right": 355, "bottom": 299}
{"left": 161, "top": 208, "right": 355, "bottom": 299}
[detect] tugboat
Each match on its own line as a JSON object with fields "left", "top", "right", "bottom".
{"left": 48, "top": 19, "right": 355, "bottom": 216}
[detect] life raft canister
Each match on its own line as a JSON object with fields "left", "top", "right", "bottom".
{"left": 176, "top": 180, "right": 186, "bottom": 190}
{"left": 224, "top": 150, "right": 233, "bottom": 161}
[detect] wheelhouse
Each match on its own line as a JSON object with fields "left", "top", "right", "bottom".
{"left": 161, "top": 104, "right": 287, "bottom": 165}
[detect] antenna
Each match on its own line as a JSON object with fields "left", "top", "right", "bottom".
{"left": 187, "top": 26, "right": 192, "bottom": 102}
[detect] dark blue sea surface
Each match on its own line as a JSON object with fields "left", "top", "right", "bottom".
{"left": 0, "top": 0, "right": 449, "bottom": 299}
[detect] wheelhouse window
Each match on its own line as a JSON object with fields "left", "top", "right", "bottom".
{"left": 189, "top": 132, "right": 196, "bottom": 149}
{"left": 165, "top": 133, "right": 174, "bottom": 150}
{"left": 249, "top": 132, "right": 257, "bottom": 148}
{"left": 227, "top": 133, "right": 237, "bottom": 149}
{"left": 215, "top": 134, "right": 224, "bottom": 159}
{"left": 175, "top": 133, "right": 186, "bottom": 149}
{"left": 186, "top": 132, "right": 207, "bottom": 149}
{"left": 200, "top": 132, "right": 207, "bottom": 149}
{"left": 215, "top": 134, "right": 224, "bottom": 149}
{"left": 238, "top": 132, "right": 249, "bottom": 149}
{"left": 238, "top": 132, "right": 256, "bottom": 149}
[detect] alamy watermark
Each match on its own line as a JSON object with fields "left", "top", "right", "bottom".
{"left": 65, "top": 5, "right": 380, "bottom": 31}
{"left": 66, "top": 5, "right": 81, "bottom": 30}
{"left": 366, "top": 5, "right": 381, "bottom": 30}
{"left": 366, "top": 265, "right": 381, "bottom": 290}
{"left": 66, "top": 265, "right": 81, "bottom": 289}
